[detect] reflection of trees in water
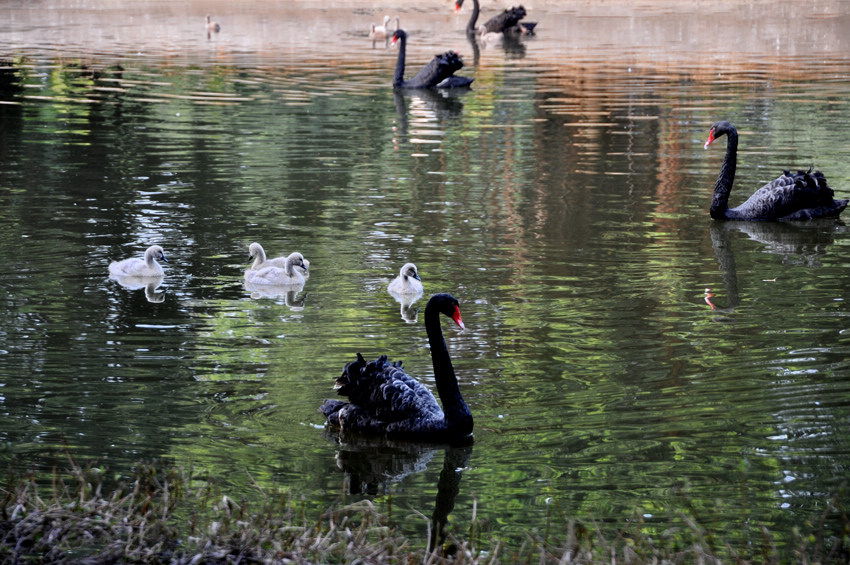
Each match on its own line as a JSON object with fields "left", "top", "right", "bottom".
{"left": 706, "top": 220, "right": 840, "bottom": 314}
{"left": 326, "top": 433, "right": 472, "bottom": 554}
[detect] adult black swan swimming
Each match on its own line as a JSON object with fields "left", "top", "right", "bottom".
{"left": 320, "top": 293, "right": 472, "bottom": 442}
{"left": 455, "top": 0, "right": 536, "bottom": 37}
{"left": 704, "top": 121, "right": 847, "bottom": 221}
{"left": 391, "top": 29, "right": 473, "bottom": 89}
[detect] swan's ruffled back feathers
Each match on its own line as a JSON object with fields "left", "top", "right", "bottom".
{"left": 732, "top": 168, "right": 846, "bottom": 220}
{"left": 325, "top": 352, "right": 443, "bottom": 432}
{"left": 408, "top": 51, "right": 467, "bottom": 89}
{"left": 482, "top": 5, "right": 527, "bottom": 34}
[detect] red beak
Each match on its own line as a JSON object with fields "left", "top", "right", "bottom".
{"left": 452, "top": 306, "right": 465, "bottom": 330}
{"left": 704, "top": 128, "right": 716, "bottom": 149}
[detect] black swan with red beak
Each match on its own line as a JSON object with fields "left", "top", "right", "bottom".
{"left": 704, "top": 121, "right": 847, "bottom": 221}
{"left": 320, "top": 293, "right": 472, "bottom": 442}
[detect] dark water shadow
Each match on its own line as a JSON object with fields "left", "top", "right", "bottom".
{"left": 706, "top": 220, "right": 842, "bottom": 315}
{"left": 324, "top": 432, "right": 473, "bottom": 554}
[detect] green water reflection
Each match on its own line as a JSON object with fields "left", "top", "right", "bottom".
{"left": 0, "top": 38, "right": 849, "bottom": 558}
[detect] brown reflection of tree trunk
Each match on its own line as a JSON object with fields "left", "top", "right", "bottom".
{"left": 652, "top": 116, "right": 688, "bottom": 231}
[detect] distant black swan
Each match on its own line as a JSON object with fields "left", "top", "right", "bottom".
{"left": 704, "top": 121, "right": 847, "bottom": 221}
{"left": 320, "top": 293, "right": 472, "bottom": 442}
{"left": 391, "top": 29, "right": 473, "bottom": 89}
{"left": 455, "top": 0, "right": 536, "bottom": 37}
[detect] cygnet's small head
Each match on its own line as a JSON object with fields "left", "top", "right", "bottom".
{"left": 248, "top": 242, "right": 265, "bottom": 261}
{"left": 400, "top": 262, "right": 421, "bottom": 281}
{"left": 287, "top": 252, "right": 308, "bottom": 271}
{"left": 147, "top": 245, "right": 167, "bottom": 263}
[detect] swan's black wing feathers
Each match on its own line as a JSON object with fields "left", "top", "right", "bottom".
{"left": 482, "top": 5, "right": 527, "bottom": 34}
{"left": 322, "top": 353, "right": 443, "bottom": 434}
{"left": 408, "top": 51, "right": 471, "bottom": 89}
{"left": 731, "top": 168, "right": 847, "bottom": 220}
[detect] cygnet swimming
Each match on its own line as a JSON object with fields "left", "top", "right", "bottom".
{"left": 108, "top": 245, "right": 167, "bottom": 277}
{"left": 244, "top": 252, "right": 308, "bottom": 285}
{"left": 387, "top": 262, "right": 423, "bottom": 295}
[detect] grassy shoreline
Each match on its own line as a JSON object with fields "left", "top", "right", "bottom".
{"left": 1, "top": 459, "right": 847, "bottom": 564}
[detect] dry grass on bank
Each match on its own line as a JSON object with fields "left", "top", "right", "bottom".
{"left": 0, "top": 458, "right": 847, "bottom": 564}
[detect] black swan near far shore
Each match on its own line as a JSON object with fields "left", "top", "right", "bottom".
{"left": 391, "top": 29, "right": 473, "bottom": 89}
{"left": 704, "top": 121, "right": 847, "bottom": 221}
{"left": 320, "top": 293, "right": 472, "bottom": 442}
{"left": 455, "top": 0, "right": 536, "bottom": 37}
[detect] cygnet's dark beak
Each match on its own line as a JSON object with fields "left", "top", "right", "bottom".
{"left": 412, "top": 272, "right": 421, "bottom": 281}
{"left": 161, "top": 254, "right": 168, "bottom": 263}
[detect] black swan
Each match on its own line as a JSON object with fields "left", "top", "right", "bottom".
{"left": 704, "top": 121, "right": 847, "bottom": 221}
{"left": 391, "top": 29, "right": 474, "bottom": 89}
{"left": 320, "top": 293, "right": 472, "bottom": 442}
{"left": 455, "top": 0, "right": 536, "bottom": 37}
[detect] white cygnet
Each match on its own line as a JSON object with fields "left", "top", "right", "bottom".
{"left": 387, "top": 262, "right": 423, "bottom": 295}
{"left": 248, "top": 242, "right": 310, "bottom": 273}
{"left": 108, "top": 245, "right": 167, "bottom": 277}
{"left": 244, "top": 252, "right": 308, "bottom": 285}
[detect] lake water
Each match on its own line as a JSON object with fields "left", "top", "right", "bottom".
{"left": 1, "top": 0, "right": 849, "bottom": 558}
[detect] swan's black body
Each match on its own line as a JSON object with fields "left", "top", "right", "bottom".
{"left": 391, "top": 29, "right": 473, "bottom": 89}
{"left": 455, "top": 0, "right": 536, "bottom": 36}
{"left": 704, "top": 121, "right": 847, "bottom": 221}
{"left": 320, "top": 293, "right": 472, "bottom": 442}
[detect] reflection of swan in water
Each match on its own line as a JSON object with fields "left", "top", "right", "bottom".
{"left": 392, "top": 89, "right": 467, "bottom": 142}
{"left": 244, "top": 280, "right": 305, "bottom": 308}
{"left": 705, "top": 220, "right": 840, "bottom": 314}
{"left": 390, "top": 288, "right": 423, "bottom": 323}
{"left": 326, "top": 434, "right": 473, "bottom": 554}
{"left": 109, "top": 274, "right": 166, "bottom": 303}
{"left": 109, "top": 245, "right": 167, "bottom": 277}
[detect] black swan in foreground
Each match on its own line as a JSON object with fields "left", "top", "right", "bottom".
{"left": 391, "top": 29, "right": 474, "bottom": 89}
{"left": 455, "top": 0, "right": 536, "bottom": 37}
{"left": 320, "top": 293, "right": 472, "bottom": 442}
{"left": 704, "top": 121, "right": 847, "bottom": 221}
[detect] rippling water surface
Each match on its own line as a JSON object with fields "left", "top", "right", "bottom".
{"left": 1, "top": 0, "right": 849, "bottom": 557}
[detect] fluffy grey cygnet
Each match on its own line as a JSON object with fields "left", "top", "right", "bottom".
{"left": 244, "top": 252, "right": 308, "bottom": 285}
{"left": 387, "top": 262, "right": 423, "bottom": 295}
{"left": 108, "top": 245, "right": 167, "bottom": 277}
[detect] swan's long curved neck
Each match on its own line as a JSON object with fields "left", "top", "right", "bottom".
{"left": 424, "top": 306, "right": 471, "bottom": 426}
{"left": 393, "top": 34, "right": 407, "bottom": 88}
{"left": 466, "top": 0, "right": 480, "bottom": 35}
{"left": 711, "top": 130, "right": 738, "bottom": 220}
